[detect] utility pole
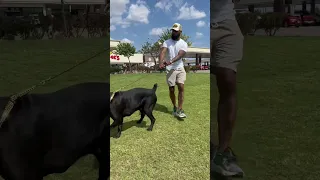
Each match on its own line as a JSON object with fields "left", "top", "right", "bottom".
{"left": 61, "top": 0, "right": 67, "bottom": 37}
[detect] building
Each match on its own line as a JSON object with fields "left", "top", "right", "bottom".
{"left": 0, "top": 0, "right": 106, "bottom": 16}
{"left": 235, "top": 0, "right": 320, "bottom": 14}
{"left": 110, "top": 39, "right": 210, "bottom": 66}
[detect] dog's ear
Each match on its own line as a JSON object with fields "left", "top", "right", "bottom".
{"left": 110, "top": 91, "right": 122, "bottom": 102}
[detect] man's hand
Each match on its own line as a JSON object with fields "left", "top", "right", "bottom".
{"left": 165, "top": 61, "right": 172, "bottom": 66}
{"left": 159, "top": 63, "right": 165, "bottom": 69}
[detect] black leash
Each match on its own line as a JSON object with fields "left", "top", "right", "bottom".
{"left": 0, "top": 49, "right": 107, "bottom": 127}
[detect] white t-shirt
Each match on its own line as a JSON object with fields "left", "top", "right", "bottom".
{"left": 162, "top": 39, "right": 188, "bottom": 71}
{"left": 211, "top": 0, "right": 235, "bottom": 23}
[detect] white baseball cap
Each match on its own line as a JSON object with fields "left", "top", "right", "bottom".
{"left": 170, "top": 23, "right": 182, "bottom": 31}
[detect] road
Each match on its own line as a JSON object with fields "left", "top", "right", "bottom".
{"left": 255, "top": 26, "right": 320, "bottom": 36}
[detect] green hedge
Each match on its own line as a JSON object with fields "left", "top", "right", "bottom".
{"left": 236, "top": 12, "right": 287, "bottom": 36}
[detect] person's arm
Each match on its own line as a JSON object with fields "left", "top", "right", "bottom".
{"left": 169, "top": 42, "right": 188, "bottom": 64}
{"left": 159, "top": 41, "right": 168, "bottom": 64}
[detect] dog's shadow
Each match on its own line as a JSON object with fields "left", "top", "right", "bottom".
{"left": 154, "top": 103, "right": 184, "bottom": 121}
{"left": 211, "top": 172, "right": 233, "bottom": 180}
{"left": 110, "top": 120, "right": 147, "bottom": 138}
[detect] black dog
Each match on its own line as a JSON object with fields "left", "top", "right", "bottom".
{"left": 110, "top": 84, "right": 158, "bottom": 138}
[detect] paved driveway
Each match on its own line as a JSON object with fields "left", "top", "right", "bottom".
{"left": 255, "top": 26, "right": 320, "bottom": 36}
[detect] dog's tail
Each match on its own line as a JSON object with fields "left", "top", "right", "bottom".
{"left": 152, "top": 83, "right": 158, "bottom": 93}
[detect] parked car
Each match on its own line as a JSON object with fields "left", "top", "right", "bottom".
{"left": 200, "top": 65, "right": 209, "bottom": 70}
{"left": 283, "top": 14, "right": 301, "bottom": 27}
{"left": 294, "top": 10, "right": 316, "bottom": 26}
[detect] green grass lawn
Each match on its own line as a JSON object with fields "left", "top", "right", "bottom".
{"left": 0, "top": 38, "right": 109, "bottom": 180}
{"left": 1, "top": 36, "right": 320, "bottom": 180}
{"left": 211, "top": 36, "right": 320, "bottom": 180}
{"left": 110, "top": 73, "right": 210, "bottom": 180}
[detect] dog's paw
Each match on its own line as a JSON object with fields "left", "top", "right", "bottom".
{"left": 147, "top": 127, "right": 153, "bottom": 131}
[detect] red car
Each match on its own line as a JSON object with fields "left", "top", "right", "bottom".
{"left": 295, "top": 10, "right": 316, "bottom": 26}
{"left": 200, "top": 65, "right": 209, "bottom": 70}
{"left": 284, "top": 14, "right": 301, "bottom": 27}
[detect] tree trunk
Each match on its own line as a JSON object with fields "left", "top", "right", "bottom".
{"left": 151, "top": 55, "right": 157, "bottom": 71}
{"left": 274, "top": 0, "right": 285, "bottom": 12}
{"left": 311, "top": 0, "right": 315, "bottom": 14}
{"left": 128, "top": 58, "right": 132, "bottom": 73}
{"left": 61, "top": 0, "right": 67, "bottom": 37}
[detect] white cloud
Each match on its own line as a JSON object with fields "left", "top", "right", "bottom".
{"left": 110, "top": 0, "right": 130, "bottom": 24}
{"left": 110, "top": 0, "right": 150, "bottom": 29}
{"left": 110, "top": 25, "right": 116, "bottom": 31}
{"left": 110, "top": 37, "right": 114, "bottom": 40}
{"left": 126, "top": 1, "right": 150, "bottom": 24}
{"left": 177, "top": 3, "right": 206, "bottom": 20}
{"left": 121, "top": 38, "right": 134, "bottom": 44}
{"left": 155, "top": 0, "right": 183, "bottom": 12}
{"left": 196, "top": 20, "right": 206, "bottom": 27}
{"left": 196, "top": 32, "right": 203, "bottom": 38}
{"left": 149, "top": 27, "right": 168, "bottom": 36}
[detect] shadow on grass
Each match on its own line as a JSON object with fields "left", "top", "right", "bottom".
{"left": 211, "top": 172, "right": 233, "bottom": 180}
{"left": 154, "top": 103, "right": 185, "bottom": 121}
{"left": 110, "top": 120, "right": 147, "bottom": 138}
{"left": 154, "top": 103, "right": 171, "bottom": 114}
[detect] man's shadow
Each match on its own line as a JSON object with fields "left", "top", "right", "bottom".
{"left": 110, "top": 120, "right": 147, "bottom": 138}
{"left": 154, "top": 103, "right": 184, "bottom": 121}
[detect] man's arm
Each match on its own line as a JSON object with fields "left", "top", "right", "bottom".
{"left": 170, "top": 42, "right": 188, "bottom": 63}
{"left": 170, "top": 50, "right": 186, "bottom": 64}
{"left": 159, "top": 47, "right": 167, "bottom": 64}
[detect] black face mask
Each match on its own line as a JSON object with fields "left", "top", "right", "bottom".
{"left": 171, "top": 33, "right": 180, "bottom": 40}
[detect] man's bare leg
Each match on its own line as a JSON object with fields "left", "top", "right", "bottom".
{"left": 177, "top": 83, "right": 184, "bottom": 110}
{"left": 169, "top": 86, "right": 176, "bottom": 106}
{"left": 215, "top": 67, "right": 237, "bottom": 152}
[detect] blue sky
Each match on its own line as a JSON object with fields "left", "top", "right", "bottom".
{"left": 110, "top": 0, "right": 210, "bottom": 51}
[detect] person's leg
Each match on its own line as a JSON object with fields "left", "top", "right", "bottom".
{"left": 210, "top": 19, "right": 244, "bottom": 177}
{"left": 169, "top": 86, "right": 176, "bottom": 108}
{"left": 215, "top": 67, "right": 237, "bottom": 152}
{"left": 166, "top": 69, "right": 178, "bottom": 114}
{"left": 177, "top": 83, "right": 184, "bottom": 110}
{"left": 176, "top": 69, "right": 187, "bottom": 118}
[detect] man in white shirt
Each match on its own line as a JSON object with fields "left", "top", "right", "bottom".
{"left": 159, "top": 23, "right": 188, "bottom": 118}
{"left": 211, "top": 0, "right": 244, "bottom": 178}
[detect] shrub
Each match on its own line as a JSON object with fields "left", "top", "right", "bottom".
{"left": 236, "top": 12, "right": 286, "bottom": 36}
{"left": 258, "top": 12, "right": 286, "bottom": 36}
{"left": 184, "top": 66, "right": 191, "bottom": 73}
{"left": 190, "top": 65, "right": 200, "bottom": 73}
{"left": 236, "top": 12, "right": 261, "bottom": 35}
{"left": 110, "top": 66, "right": 122, "bottom": 74}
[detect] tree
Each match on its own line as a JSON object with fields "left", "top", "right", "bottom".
{"left": 140, "top": 41, "right": 161, "bottom": 70}
{"left": 116, "top": 42, "right": 136, "bottom": 73}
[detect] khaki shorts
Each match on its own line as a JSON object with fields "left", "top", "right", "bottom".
{"left": 166, "top": 68, "right": 186, "bottom": 87}
{"left": 210, "top": 19, "right": 244, "bottom": 72}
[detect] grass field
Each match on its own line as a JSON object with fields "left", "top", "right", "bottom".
{"left": 211, "top": 36, "right": 320, "bottom": 180}
{"left": 1, "top": 36, "right": 320, "bottom": 180}
{"left": 0, "top": 38, "right": 108, "bottom": 180}
{"left": 110, "top": 73, "right": 210, "bottom": 180}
